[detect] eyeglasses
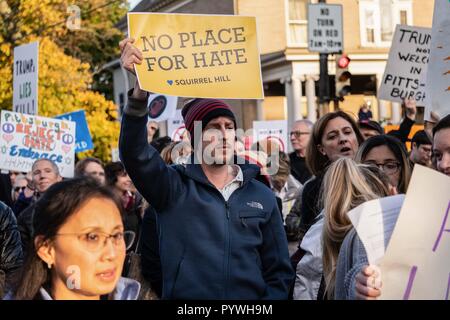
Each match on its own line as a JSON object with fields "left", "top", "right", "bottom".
{"left": 14, "top": 186, "right": 27, "bottom": 192}
{"left": 364, "top": 161, "right": 401, "bottom": 175}
{"left": 290, "top": 131, "right": 310, "bottom": 138}
{"left": 54, "top": 230, "right": 136, "bottom": 252}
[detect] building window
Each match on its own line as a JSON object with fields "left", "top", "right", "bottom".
{"left": 359, "top": 0, "right": 413, "bottom": 47}
{"left": 287, "top": 0, "right": 308, "bottom": 46}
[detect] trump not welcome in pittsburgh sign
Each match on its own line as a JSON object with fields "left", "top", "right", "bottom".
{"left": 128, "top": 13, "right": 264, "bottom": 99}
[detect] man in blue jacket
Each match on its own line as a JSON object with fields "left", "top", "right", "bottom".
{"left": 119, "top": 38, "right": 294, "bottom": 299}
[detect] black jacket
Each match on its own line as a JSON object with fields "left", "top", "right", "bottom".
{"left": 17, "top": 202, "right": 35, "bottom": 258}
{"left": 139, "top": 206, "right": 162, "bottom": 298}
{"left": 296, "top": 174, "right": 324, "bottom": 246}
{"left": 289, "top": 153, "right": 312, "bottom": 185}
{"left": 0, "top": 201, "right": 23, "bottom": 297}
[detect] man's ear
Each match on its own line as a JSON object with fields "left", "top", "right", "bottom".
{"left": 412, "top": 142, "right": 417, "bottom": 150}
{"left": 57, "top": 175, "right": 62, "bottom": 182}
{"left": 35, "top": 236, "right": 56, "bottom": 268}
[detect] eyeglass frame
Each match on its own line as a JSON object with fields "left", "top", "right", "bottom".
{"left": 53, "top": 230, "right": 136, "bottom": 252}
{"left": 290, "top": 131, "right": 310, "bottom": 138}
{"left": 363, "top": 161, "right": 402, "bottom": 175}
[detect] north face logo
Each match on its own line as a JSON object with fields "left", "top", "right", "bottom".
{"left": 246, "top": 201, "right": 264, "bottom": 210}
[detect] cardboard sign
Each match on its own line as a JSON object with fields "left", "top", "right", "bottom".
{"left": 0, "top": 111, "right": 76, "bottom": 178}
{"left": 128, "top": 13, "right": 264, "bottom": 99}
{"left": 424, "top": 0, "right": 450, "bottom": 120}
{"left": 167, "top": 109, "right": 186, "bottom": 142}
{"left": 13, "top": 42, "right": 39, "bottom": 115}
{"left": 252, "top": 120, "right": 288, "bottom": 153}
{"left": 378, "top": 25, "right": 431, "bottom": 105}
{"left": 147, "top": 94, "right": 178, "bottom": 122}
{"left": 308, "top": 4, "right": 343, "bottom": 53}
{"left": 55, "top": 110, "right": 93, "bottom": 153}
{"left": 379, "top": 165, "right": 450, "bottom": 300}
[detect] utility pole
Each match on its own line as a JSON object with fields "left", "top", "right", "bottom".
{"left": 317, "top": 0, "right": 329, "bottom": 116}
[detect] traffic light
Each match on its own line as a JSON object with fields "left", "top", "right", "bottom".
{"left": 335, "top": 54, "right": 351, "bottom": 99}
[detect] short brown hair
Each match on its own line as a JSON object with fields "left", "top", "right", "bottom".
{"left": 306, "top": 111, "right": 364, "bottom": 176}
{"left": 74, "top": 157, "right": 104, "bottom": 178}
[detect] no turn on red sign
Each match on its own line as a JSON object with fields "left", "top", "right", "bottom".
{"left": 308, "top": 3, "right": 343, "bottom": 53}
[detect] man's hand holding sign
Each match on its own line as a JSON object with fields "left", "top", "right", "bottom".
{"left": 124, "top": 13, "right": 263, "bottom": 99}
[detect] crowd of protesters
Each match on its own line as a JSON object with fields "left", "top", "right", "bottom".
{"left": 0, "top": 37, "right": 449, "bottom": 300}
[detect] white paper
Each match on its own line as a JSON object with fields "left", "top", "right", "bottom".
{"left": 147, "top": 94, "right": 178, "bottom": 122}
{"left": 167, "top": 109, "right": 186, "bottom": 141}
{"left": 424, "top": 0, "right": 450, "bottom": 120}
{"left": 347, "top": 194, "right": 405, "bottom": 265}
{"left": 378, "top": 25, "right": 431, "bottom": 105}
{"left": 13, "top": 41, "right": 39, "bottom": 115}
{"left": 252, "top": 120, "right": 288, "bottom": 153}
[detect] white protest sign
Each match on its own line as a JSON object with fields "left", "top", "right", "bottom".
{"left": 424, "top": 0, "right": 450, "bottom": 120}
{"left": 308, "top": 3, "right": 343, "bottom": 53}
{"left": 147, "top": 94, "right": 178, "bottom": 122}
{"left": 13, "top": 41, "right": 39, "bottom": 115}
{"left": 379, "top": 165, "right": 450, "bottom": 300}
{"left": 167, "top": 109, "right": 186, "bottom": 142}
{"left": 0, "top": 111, "right": 76, "bottom": 178}
{"left": 253, "top": 120, "right": 288, "bottom": 153}
{"left": 378, "top": 25, "right": 431, "bottom": 105}
{"left": 348, "top": 194, "right": 405, "bottom": 265}
{"left": 111, "top": 147, "right": 120, "bottom": 162}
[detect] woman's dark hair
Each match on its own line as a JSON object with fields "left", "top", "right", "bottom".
{"left": 74, "top": 157, "right": 104, "bottom": 178}
{"left": 306, "top": 111, "right": 364, "bottom": 176}
{"left": 13, "top": 177, "right": 123, "bottom": 300}
{"left": 355, "top": 134, "right": 411, "bottom": 193}
{"left": 104, "top": 161, "right": 127, "bottom": 186}
{"left": 433, "top": 114, "right": 450, "bottom": 137}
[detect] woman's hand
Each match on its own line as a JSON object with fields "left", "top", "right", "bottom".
{"left": 355, "top": 265, "right": 382, "bottom": 300}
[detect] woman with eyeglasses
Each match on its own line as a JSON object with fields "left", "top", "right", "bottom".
{"left": 9, "top": 178, "right": 139, "bottom": 300}
{"left": 355, "top": 135, "right": 411, "bottom": 194}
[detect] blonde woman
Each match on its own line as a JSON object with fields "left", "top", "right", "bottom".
{"left": 321, "top": 158, "right": 391, "bottom": 299}
{"left": 293, "top": 158, "right": 390, "bottom": 300}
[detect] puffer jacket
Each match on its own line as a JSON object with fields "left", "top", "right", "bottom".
{"left": 0, "top": 201, "right": 23, "bottom": 297}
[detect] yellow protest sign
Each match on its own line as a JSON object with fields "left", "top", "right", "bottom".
{"left": 379, "top": 165, "right": 450, "bottom": 300}
{"left": 128, "top": 13, "right": 264, "bottom": 99}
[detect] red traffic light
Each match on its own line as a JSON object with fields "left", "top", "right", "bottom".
{"left": 337, "top": 55, "right": 350, "bottom": 68}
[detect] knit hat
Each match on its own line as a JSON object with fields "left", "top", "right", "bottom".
{"left": 181, "top": 99, "right": 237, "bottom": 141}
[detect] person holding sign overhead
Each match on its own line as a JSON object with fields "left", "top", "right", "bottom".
{"left": 118, "top": 38, "right": 293, "bottom": 299}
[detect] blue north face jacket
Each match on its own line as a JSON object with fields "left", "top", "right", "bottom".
{"left": 119, "top": 96, "right": 294, "bottom": 300}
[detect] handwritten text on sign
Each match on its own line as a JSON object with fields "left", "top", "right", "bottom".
{"left": 0, "top": 111, "right": 76, "bottom": 178}
{"left": 424, "top": 0, "right": 450, "bottom": 120}
{"left": 13, "top": 42, "right": 39, "bottom": 115}
{"left": 379, "top": 165, "right": 450, "bottom": 300}
{"left": 378, "top": 25, "right": 431, "bottom": 105}
{"left": 128, "top": 13, "right": 263, "bottom": 99}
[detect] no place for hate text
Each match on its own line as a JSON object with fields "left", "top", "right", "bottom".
{"left": 140, "top": 27, "right": 250, "bottom": 71}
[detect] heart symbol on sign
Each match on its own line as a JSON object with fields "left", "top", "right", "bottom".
{"left": 62, "top": 145, "right": 71, "bottom": 154}
{"left": 2, "top": 134, "right": 13, "bottom": 144}
{"left": 167, "top": 80, "right": 173, "bottom": 85}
